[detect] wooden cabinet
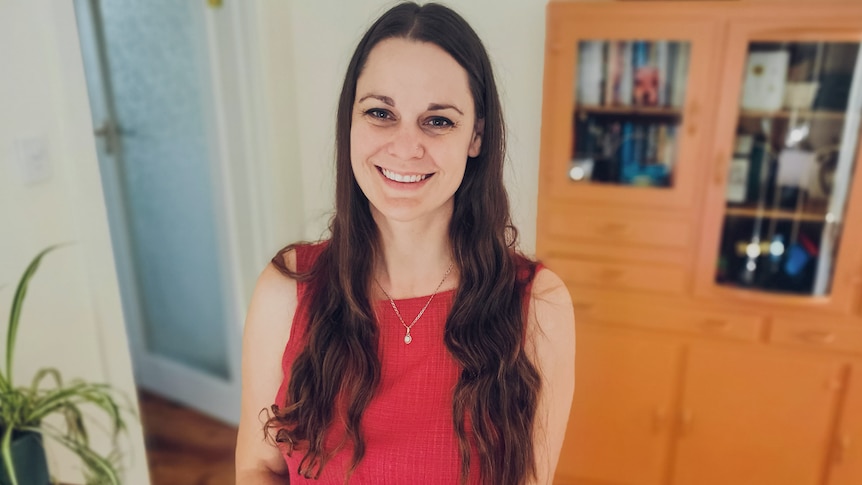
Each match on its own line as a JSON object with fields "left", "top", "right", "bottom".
{"left": 538, "top": 2, "right": 862, "bottom": 484}
{"left": 673, "top": 345, "right": 843, "bottom": 485}
{"left": 557, "top": 325, "right": 681, "bottom": 485}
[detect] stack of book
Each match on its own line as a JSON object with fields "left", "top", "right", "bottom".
{"left": 577, "top": 40, "right": 691, "bottom": 108}
{"left": 573, "top": 117, "right": 678, "bottom": 186}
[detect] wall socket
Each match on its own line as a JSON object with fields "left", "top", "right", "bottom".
{"left": 14, "top": 135, "right": 52, "bottom": 185}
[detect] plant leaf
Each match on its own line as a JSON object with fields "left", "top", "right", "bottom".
{"left": 30, "top": 367, "right": 62, "bottom": 392}
{"left": 1, "top": 426, "right": 20, "bottom": 485}
{"left": 5, "top": 245, "right": 66, "bottom": 388}
{"left": 28, "top": 425, "right": 121, "bottom": 485}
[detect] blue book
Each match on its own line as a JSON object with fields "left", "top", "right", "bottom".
{"left": 621, "top": 122, "right": 635, "bottom": 183}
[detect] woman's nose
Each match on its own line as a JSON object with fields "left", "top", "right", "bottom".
{"left": 387, "top": 124, "right": 425, "bottom": 160}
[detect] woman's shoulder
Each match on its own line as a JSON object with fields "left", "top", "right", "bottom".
{"left": 519, "top": 255, "right": 573, "bottom": 338}
{"left": 271, "top": 240, "right": 329, "bottom": 276}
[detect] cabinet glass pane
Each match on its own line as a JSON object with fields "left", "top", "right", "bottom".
{"left": 716, "top": 41, "right": 862, "bottom": 296}
{"left": 571, "top": 40, "right": 691, "bottom": 187}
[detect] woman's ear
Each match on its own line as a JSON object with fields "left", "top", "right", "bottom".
{"left": 468, "top": 118, "right": 484, "bottom": 158}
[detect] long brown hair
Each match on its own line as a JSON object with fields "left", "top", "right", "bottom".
{"left": 266, "top": 3, "right": 540, "bottom": 484}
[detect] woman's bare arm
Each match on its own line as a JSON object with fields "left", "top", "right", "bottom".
{"left": 526, "top": 268, "right": 576, "bottom": 485}
{"left": 235, "top": 251, "right": 298, "bottom": 483}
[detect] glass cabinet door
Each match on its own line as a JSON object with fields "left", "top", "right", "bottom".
{"left": 571, "top": 40, "right": 690, "bottom": 188}
{"left": 541, "top": 11, "right": 719, "bottom": 209}
{"left": 715, "top": 41, "right": 862, "bottom": 296}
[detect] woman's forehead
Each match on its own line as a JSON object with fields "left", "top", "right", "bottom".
{"left": 355, "top": 38, "right": 473, "bottom": 112}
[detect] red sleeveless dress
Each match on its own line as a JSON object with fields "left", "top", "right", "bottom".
{"left": 273, "top": 242, "right": 534, "bottom": 484}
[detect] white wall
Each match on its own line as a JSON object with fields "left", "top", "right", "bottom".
{"left": 266, "top": 0, "right": 548, "bottom": 253}
{"left": 0, "top": 1, "right": 149, "bottom": 484}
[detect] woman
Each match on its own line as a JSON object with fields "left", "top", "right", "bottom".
{"left": 235, "top": 3, "right": 575, "bottom": 484}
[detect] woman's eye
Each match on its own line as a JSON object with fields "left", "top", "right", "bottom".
{"left": 365, "top": 108, "right": 392, "bottom": 120}
{"left": 426, "top": 117, "right": 453, "bottom": 128}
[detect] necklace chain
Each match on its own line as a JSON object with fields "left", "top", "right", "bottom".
{"left": 376, "top": 262, "right": 454, "bottom": 345}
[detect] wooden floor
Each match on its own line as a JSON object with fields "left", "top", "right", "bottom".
{"left": 138, "top": 391, "right": 237, "bottom": 485}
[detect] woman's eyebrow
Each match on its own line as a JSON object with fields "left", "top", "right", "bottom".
{"left": 357, "top": 94, "right": 464, "bottom": 116}
{"left": 357, "top": 94, "right": 394, "bottom": 106}
{"left": 428, "top": 103, "right": 463, "bottom": 115}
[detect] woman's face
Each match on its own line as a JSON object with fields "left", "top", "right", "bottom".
{"left": 350, "top": 38, "right": 482, "bottom": 225}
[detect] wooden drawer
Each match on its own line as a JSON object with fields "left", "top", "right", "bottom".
{"left": 547, "top": 209, "right": 691, "bottom": 249}
{"left": 626, "top": 307, "right": 764, "bottom": 342}
{"left": 770, "top": 318, "right": 862, "bottom": 355}
{"left": 569, "top": 289, "right": 764, "bottom": 342}
{"left": 548, "top": 257, "right": 687, "bottom": 295}
{"left": 543, "top": 238, "right": 690, "bottom": 266}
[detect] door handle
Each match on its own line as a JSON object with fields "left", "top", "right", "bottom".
{"left": 94, "top": 119, "right": 131, "bottom": 155}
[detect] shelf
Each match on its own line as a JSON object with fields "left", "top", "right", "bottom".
{"left": 725, "top": 207, "right": 827, "bottom": 222}
{"left": 577, "top": 105, "right": 683, "bottom": 118}
{"left": 739, "top": 109, "right": 845, "bottom": 121}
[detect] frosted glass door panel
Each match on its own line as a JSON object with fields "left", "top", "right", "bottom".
{"left": 99, "top": 1, "right": 228, "bottom": 379}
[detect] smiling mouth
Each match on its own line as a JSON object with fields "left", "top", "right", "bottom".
{"left": 378, "top": 167, "right": 432, "bottom": 183}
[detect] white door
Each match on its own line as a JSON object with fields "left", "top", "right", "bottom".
{"left": 73, "top": 0, "right": 243, "bottom": 424}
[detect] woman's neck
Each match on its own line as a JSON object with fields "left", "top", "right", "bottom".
{"left": 373, "top": 214, "right": 456, "bottom": 299}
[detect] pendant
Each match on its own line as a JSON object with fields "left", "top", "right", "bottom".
{"left": 404, "top": 332, "right": 413, "bottom": 345}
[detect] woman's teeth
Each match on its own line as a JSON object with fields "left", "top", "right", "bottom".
{"left": 381, "top": 168, "right": 429, "bottom": 183}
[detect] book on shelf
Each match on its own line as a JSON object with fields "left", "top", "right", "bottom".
{"left": 656, "top": 41, "right": 669, "bottom": 107}
{"left": 665, "top": 125, "right": 677, "bottom": 169}
{"left": 576, "top": 39, "right": 690, "bottom": 110}
{"left": 645, "top": 124, "right": 656, "bottom": 164}
{"left": 577, "top": 40, "right": 604, "bottom": 105}
{"left": 633, "top": 41, "right": 659, "bottom": 106}
{"left": 671, "top": 43, "right": 690, "bottom": 108}
{"left": 604, "top": 41, "right": 620, "bottom": 105}
{"left": 619, "top": 41, "right": 634, "bottom": 106}
{"left": 620, "top": 121, "right": 635, "bottom": 181}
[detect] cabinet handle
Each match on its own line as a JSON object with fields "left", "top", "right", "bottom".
{"left": 572, "top": 302, "right": 594, "bottom": 313}
{"left": 597, "top": 222, "right": 628, "bottom": 236}
{"left": 833, "top": 435, "right": 851, "bottom": 464}
{"left": 686, "top": 100, "right": 699, "bottom": 136}
{"left": 699, "top": 318, "right": 730, "bottom": 332}
{"left": 796, "top": 330, "right": 836, "bottom": 345}
{"left": 598, "top": 268, "right": 623, "bottom": 280}
{"left": 678, "top": 409, "right": 694, "bottom": 437}
{"left": 652, "top": 407, "right": 668, "bottom": 434}
{"left": 712, "top": 151, "right": 727, "bottom": 186}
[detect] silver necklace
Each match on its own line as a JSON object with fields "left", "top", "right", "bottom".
{"left": 376, "top": 262, "right": 454, "bottom": 345}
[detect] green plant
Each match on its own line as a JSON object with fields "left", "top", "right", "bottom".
{"left": 1, "top": 246, "right": 131, "bottom": 485}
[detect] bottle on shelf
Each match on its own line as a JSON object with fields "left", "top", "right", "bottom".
{"left": 746, "top": 133, "right": 769, "bottom": 206}
{"left": 726, "top": 133, "right": 754, "bottom": 205}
